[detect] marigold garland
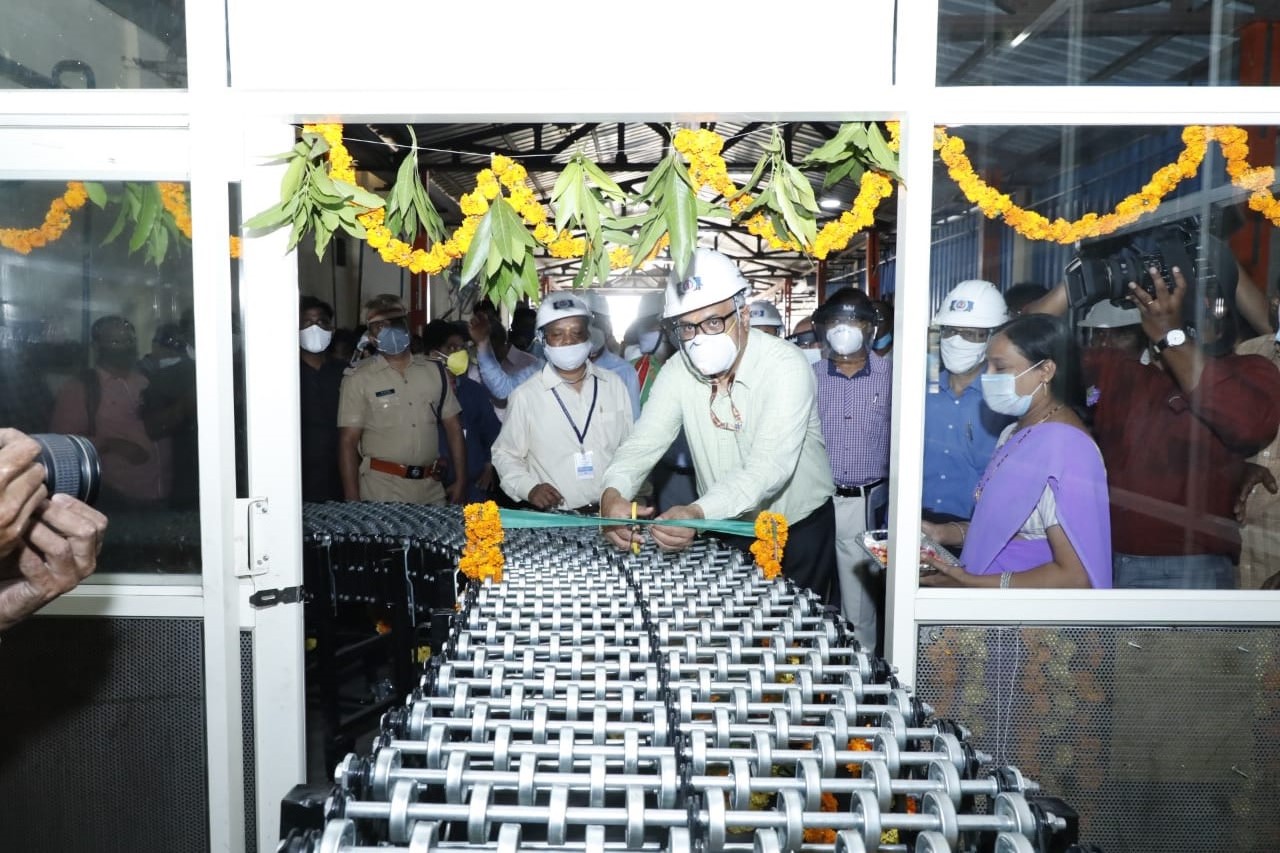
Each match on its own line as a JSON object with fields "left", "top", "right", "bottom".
{"left": 673, "top": 127, "right": 894, "bottom": 258}
{"left": 458, "top": 500, "right": 504, "bottom": 584}
{"left": 0, "top": 181, "right": 88, "bottom": 255}
{"left": 749, "top": 511, "right": 788, "bottom": 580}
{"left": 158, "top": 182, "right": 193, "bottom": 239}
{"left": 936, "top": 124, "right": 1280, "bottom": 242}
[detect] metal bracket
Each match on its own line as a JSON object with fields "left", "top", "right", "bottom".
{"left": 249, "top": 586, "right": 305, "bottom": 609}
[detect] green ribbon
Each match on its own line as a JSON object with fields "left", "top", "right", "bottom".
{"left": 498, "top": 508, "right": 757, "bottom": 538}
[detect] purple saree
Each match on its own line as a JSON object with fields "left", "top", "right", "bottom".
{"left": 959, "top": 422, "right": 1112, "bottom": 588}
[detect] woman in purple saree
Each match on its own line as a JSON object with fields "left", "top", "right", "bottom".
{"left": 922, "top": 315, "right": 1112, "bottom": 588}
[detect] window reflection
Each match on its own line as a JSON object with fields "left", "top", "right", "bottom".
{"left": 922, "top": 124, "right": 1280, "bottom": 590}
{"left": 0, "top": 180, "right": 199, "bottom": 573}
{"left": 1, "top": 0, "right": 186, "bottom": 89}
{"left": 938, "top": 0, "right": 1274, "bottom": 87}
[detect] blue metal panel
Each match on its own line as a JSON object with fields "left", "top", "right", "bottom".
{"left": 1019, "top": 128, "right": 1199, "bottom": 288}
{"left": 929, "top": 213, "right": 982, "bottom": 313}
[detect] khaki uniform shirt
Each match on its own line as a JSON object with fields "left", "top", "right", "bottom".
{"left": 1235, "top": 334, "right": 1280, "bottom": 588}
{"left": 338, "top": 354, "right": 462, "bottom": 503}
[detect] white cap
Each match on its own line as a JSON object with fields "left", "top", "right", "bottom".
{"left": 636, "top": 289, "right": 665, "bottom": 319}
{"left": 663, "top": 249, "right": 749, "bottom": 319}
{"left": 1080, "top": 299, "right": 1141, "bottom": 328}
{"left": 748, "top": 301, "right": 783, "bottom": 329}
{"left": 536, "top": 293, "right": 592, "bottom": 330}
{"left": 932, "top": 280, "right": 1008, "bottom": 328}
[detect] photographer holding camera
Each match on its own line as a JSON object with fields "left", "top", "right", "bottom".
{"left": 1032, "top": 236, "right": 1280, "bottom": 589}
{"left": 0, "top": 428, "right": 108, "bottom": 633}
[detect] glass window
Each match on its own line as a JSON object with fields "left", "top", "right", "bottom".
{"left": 1, "top": 0, "right": 186, "bottom": 89}
{"left": 920, "top": 122, "right": 1280, "bottom": 591}
{"left": 0, "top": 179, "right": 199, "bottom": 573}
{"left": 938, "top": 1, "right": 1277, "bottom": 87}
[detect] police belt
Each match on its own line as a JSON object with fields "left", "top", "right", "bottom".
{"left": 369, "top": 457, "right": 444, "bottom": 480}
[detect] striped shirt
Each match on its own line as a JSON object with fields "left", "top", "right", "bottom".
{"left": 813, "top": 353, "right": 892, "bottom": 487}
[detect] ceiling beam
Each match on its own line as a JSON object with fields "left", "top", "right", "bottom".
{"left": 939, "top": 11, "right": 1265, "bottom": 39}
{"left": 1087, "top": 33, "right": 1175, "bottom": 82}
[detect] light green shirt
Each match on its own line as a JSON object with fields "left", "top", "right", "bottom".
{"left": 601, "top": 329, "right": 835, "bottom": 522}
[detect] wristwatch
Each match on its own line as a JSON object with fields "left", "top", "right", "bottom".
{"left": 1151, "top": 326, "right": 1190, "bottom": 357}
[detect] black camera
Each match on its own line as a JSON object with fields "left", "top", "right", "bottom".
{"left": 1064, "top": 218, "right": 1199, "bottom": 312}
{"left": 31, "top": 434, "right": 100, "bottom": 505}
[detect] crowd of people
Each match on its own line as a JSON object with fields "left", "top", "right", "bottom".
{"left": 294, "top": 246, "right": 1280, "bottom": 655}
{"left": 8, "top": 243, "right": 1278, "bottom": 642}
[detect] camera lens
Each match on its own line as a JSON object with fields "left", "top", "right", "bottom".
{"left": 30, "top": 434, "right": 100, "bottom": 505}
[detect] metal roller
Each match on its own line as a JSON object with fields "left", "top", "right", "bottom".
{"left": 285, "top": 509, "right": 1081, "bottom": 853}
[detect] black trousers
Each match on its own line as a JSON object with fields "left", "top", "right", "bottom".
{"left": 722, "top": 497, "right": 837, "bottom": 604}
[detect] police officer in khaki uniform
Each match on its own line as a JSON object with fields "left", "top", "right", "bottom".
{"left": 338, "top": 298, "right": 467, "bottom": 504}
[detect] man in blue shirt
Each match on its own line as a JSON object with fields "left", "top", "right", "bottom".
{"left": 423, "top": 320, "right": 503, "bottom": 503}
{"left": 812, "top": 288, "right": 892, "bottom": 651}
{"left": 923, "top": 280, "right": 1012, "bottom": 524}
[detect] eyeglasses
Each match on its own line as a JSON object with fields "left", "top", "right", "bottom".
{"left": 670, "top": 308, "right": 739, "bottom": 342}
{"left": 939, "top": 326, "right": 991, "bottom": 343}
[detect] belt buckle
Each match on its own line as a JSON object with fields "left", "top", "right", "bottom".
{"left": 406, "top": 465, "right": 425, "bottom": 480}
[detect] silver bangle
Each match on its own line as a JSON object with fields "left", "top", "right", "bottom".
{"left": 999, "top": 571, "right": 1012, "bottom": 589}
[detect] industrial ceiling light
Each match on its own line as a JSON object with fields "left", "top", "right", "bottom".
{"left": 819, "top": 197, "right": 843, "bottom": 210}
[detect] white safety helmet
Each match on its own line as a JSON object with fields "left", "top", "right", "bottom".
{"left": 585, "top": 291, "right": 611, "bottom": 318}
{"left": 932, "top": 280, "right": 1008, "bottom": 328}
{"left": 663, "top": 249, "right": 749, "bottom": 319}
{"left": 748, "top": 301, "right": 784, "bottom": 330}
{"left": 536, "top": 293, "right": 592, "bottom": 330}
{"left": 1080, "top": 299, "right": 1141, "bottom": 328}
{"left": 588, "top": 325, "right": 607, "bottom": 356}
{"left": 636, "top": 289, "right": 665, "bottom": 320}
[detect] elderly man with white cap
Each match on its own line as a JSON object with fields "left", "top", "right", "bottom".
{"left": 921, "top": 280, "right": 1011, "bottom": 526}
{"left": 491, "top": 294, "right": 634, "bottom": 512}
{"left": 599, "top": 249, "right": 837, "bottom": 599}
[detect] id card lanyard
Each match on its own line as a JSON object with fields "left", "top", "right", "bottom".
{"left": 551, "top": 376, "right": 600, "bottom": 479}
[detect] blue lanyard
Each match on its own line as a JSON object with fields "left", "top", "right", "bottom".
{"left": 550, "top": 375, "right": 599, "bottom": 448}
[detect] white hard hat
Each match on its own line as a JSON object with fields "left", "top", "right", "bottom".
{"left": 932, "top": 280, "right": 1008, "bottom": 328}
{"left": 585, "top": 291, "right": 611, "bottom": 317}
{"left": 748, "top": 301, "right": 783, "bottom": 329}
{"left": 588, "top": 325, "right": 606, "bottom": 356}
{"left": 663, "top": 249, "right": 749, "bottom": 319}
{"left": 636, "top": 289, "right": 665, "bottom": 319}
{"left": 1080, "top": 299, "right": 1141, "bottom": 328}
{"left": 536, "top": 293, "right": 592, "bottom": 330}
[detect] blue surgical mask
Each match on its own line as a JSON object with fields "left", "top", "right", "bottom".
{"left": 980, "top": 360, "right": 1045, "bottom": 416}
{"left": 376, "top": 324, "right": 411, "bottom": 356}
{"left": 874, "top": 333, "right": 892, "bottom": 350}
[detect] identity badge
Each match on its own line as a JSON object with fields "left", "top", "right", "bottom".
{"left": 574, "top": 450, "right": 595, "bottom": 480}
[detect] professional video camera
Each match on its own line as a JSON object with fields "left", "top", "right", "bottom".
{"left": 1063, "top": 215, "right": 1239, "bottom": 349}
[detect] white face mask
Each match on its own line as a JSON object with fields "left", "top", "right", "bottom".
{"left": 683, "top": 332, "right": 740, "bottom": 377}
{"left": 300, "top": 325, "right": 334, "bottom": 354}
{"left": 638, "top": 330, "right": 662, "bottom": 354}
{"left": 802, "top": 347, "right": 822, "bottom": 366}
{"left": 939, "top": 336, "right": 987, "bottom": 374}
{"left": 545, "top": 341, "right": 592, "bottom": 372}
{"left": 825, "top": 323, "right": 864, "bottom": 356}
{"left": 980, "top": 360, "right": 1045, "bottom": 416}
